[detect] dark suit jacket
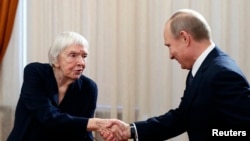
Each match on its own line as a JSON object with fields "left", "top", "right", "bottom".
{"left": 7, "top": 62, "right": 98, "bottom": 141}
{"left": 134, "top": 47, "right": 250, "bottom": 141}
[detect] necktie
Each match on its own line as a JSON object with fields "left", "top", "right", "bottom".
{"left": 188, "top": 71, "right": 194, "bottom": 87}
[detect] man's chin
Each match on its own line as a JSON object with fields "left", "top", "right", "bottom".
{"left": 180, "top": 65, "right": 186, "bottom": 69}
{"left": 181, "top": 66, "right": 190, "bottom": 70}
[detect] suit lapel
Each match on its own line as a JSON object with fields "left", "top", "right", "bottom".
{"left": 184, "top": 47, "right": 223, "bottom": 108}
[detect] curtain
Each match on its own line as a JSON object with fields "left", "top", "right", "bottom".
{"left": 0, "top": 0, "right": 18, "bottom": 63}
{"left": 1, "top": 0, "right": 250, "bottom": 141}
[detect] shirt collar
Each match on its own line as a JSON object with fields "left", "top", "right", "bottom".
{"left": 191, "top": 42, "right": 215, "bottom": 76}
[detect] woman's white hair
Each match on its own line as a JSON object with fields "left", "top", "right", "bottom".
{"left": 48, "top": 31, "right": 89, "bottom": 66}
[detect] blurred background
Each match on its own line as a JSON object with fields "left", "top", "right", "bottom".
{"left": 1, "top": 0, "right": 250, "bottom": 140}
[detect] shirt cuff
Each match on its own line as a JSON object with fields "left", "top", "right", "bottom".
{"left": 132, "top": 123, "right": 139, "bottom": 141}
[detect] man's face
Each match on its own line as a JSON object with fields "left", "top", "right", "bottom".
{"left": 164, "top": 23, "right": 191, "bottom": 70}
{"left": 54, "top": 44, "right": 88, "bottom": 80}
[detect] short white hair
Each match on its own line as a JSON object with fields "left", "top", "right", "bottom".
{"left": 48, "top": 31, "right": 89, "bottom": 65}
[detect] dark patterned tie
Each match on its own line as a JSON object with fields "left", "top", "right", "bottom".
{"left": 188, "top": 71, "right": 194, "bottom": 87}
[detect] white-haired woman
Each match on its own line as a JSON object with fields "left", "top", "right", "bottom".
{"left": 8, "top": 32, "right": 107, "bottom": 141}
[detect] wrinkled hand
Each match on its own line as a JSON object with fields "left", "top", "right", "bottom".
{"left": 86, "top": 118, "right": 118, "bottom": 141}
{"left": 100, "top": 119, "right": 130, "bottom": 141}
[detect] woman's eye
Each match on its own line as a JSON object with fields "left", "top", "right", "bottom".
{"left": 70, "top": 53, "right": 77, "bottom": 57}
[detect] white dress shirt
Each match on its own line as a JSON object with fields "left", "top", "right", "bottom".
{"left": 191, "top": 42, "right": 215, "bottom": 77}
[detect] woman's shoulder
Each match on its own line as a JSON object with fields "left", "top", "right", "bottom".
{"left": 25, "top": 62, "right": 51, "bottom": 69}
{"left": 24, "top": 62, "right": 52, "bottom": 74}
{"left": 79, "top": 75, "right": 96, "bottom": 85}
{"left": 77, "top": 75, "right": 97, "bottom": 90}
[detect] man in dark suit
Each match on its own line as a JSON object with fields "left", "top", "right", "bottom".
{"left": 102, "top": 9, "right": 250, "bottom": 141}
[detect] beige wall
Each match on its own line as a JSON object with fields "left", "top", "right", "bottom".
{"left": 1, "top": 0, "right": 250, "bottom": 140}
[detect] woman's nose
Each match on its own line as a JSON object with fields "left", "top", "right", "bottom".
{"left": 77, "top": 56, "right": 85, "bottom": 65}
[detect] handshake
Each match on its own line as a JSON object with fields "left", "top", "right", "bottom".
{"left": 88, "top": 118, "right": 133, "bottom": 141}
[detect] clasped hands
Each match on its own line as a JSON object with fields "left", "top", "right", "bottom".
{"left": 88, "top": 118, "right": 131, "bottom": 141}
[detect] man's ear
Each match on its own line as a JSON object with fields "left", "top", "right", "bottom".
{"left": 180, "top": 31, "right": 190, "bottom": 45}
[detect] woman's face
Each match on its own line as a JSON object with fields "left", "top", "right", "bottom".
{"left": 54, "top": 44, "right": 88, "bottom": 80}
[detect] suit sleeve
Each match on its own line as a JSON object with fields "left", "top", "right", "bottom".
{"left": 134, "top": 105, "right": 187, "bottom": 140}
{"left": 20, "top": 63, "right": 88, "bottom": 131}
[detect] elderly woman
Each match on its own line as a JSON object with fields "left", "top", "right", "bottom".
{"left": 8, "top": 32, "right": 106, "bottom": 141}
